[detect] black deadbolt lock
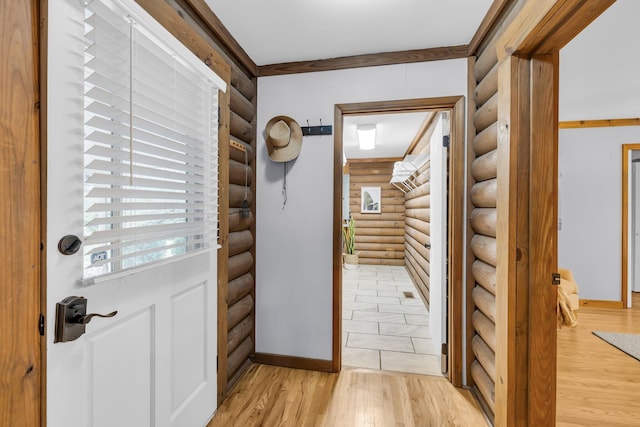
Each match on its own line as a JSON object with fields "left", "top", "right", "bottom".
{"left": 58, "top": 235, "right": 82, "bottom": 255}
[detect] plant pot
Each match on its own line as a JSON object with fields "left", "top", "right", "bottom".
{"left": 343, "top": 253, "right": 359, "bottom": 270}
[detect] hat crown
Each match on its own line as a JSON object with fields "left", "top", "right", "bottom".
{"left": 269, "top": 120, "right": 291, "bottom": 148}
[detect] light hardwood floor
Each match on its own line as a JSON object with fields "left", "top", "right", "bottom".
{"left": 208, "top": 364, "right": 487, "bottom": 427}
{"left": 556, "top": 293, "right": 640, "bottom": 426}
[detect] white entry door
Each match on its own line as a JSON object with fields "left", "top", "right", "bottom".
{"left": 46, "top": 1, "right": 221, "bottom": 426}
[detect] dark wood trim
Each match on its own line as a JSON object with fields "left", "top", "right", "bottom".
{"left": 468, "top": 0, "right": 515, "bottom": 56}
{"left": 251, "top": 353, "right": 333, "bottom": 373}
{"left": 334, "top": 96, "right": 465, "bottom": 383}
{"left": 258, "top": 45, "right": 469, "bottom": 77}
{"left": 1, "top": 1, "right": 42, "bottom": 425}
{"left": 579, "top": 299, "right": 625, "bottom": 309}
{"left": 448, "top": 97, "right": 466, "bottom": 387}
{"left": 180, "top": 0, "right": 257, "bottom": 77}
{"left": 39, "top": 1, "right": 48, "bottom": 425}
{"left": 560, "top": 118, "right": 640, "bottom": 129}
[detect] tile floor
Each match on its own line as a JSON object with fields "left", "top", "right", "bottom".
{"left": 342, "top": 264, "right": 442, "bottom": 376}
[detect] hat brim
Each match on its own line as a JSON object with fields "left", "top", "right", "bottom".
{"left": 265, "top": 115, "right": 303, "bottom": 162}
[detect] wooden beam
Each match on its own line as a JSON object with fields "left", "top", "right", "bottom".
{"left": 332, "top": 105, "right": 344, "bottom": 373}
{"left": 347, "top": 157, "right": 404, "bottom": 164}
{"left": 468, "top": 0, "right": 515, "bottom": 55}
{"left": 181, "top": 0, "right": 257, "bottom": 77}
{"left": 559, "top": 118, "right": 640, "bottom": 129}
{"left": 258, "top": 45, "right": 469, "bottom": 77}
{"left": 498, "top": 0, "right": 615, "bottom": 59}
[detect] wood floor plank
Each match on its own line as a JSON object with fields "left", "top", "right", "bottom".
{"left": 556, "top": 293, "right": 640, "bottom": 426}
{"left": 209, "top": 364, "right": 487, "bottom": 426}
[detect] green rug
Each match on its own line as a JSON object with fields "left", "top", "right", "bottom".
{"left": 592, "top": 331, "right": 640, "bottom": 362}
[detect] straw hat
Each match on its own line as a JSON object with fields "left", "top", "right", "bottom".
{"left": 265, "top": 116, "right": 303, "bottom": 162}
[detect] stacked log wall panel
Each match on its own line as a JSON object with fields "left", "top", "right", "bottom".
{"left": 348, "top": 161, "right": 406, "bottom": 265}
{"left": 467, "top": 0, "right": 527, "bottom": 419}
{"left": 467, "top": 14, "right": 500, "bottom": 415}
{"left": 404, "top": 125, "right": 432, "bottom": 305}
{"left": 160, "top": 0, "right": 258, "bottom": 398}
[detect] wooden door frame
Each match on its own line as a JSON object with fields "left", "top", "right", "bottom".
{"left": 332, "top": 96, "right": 466, "bottom": 386}
{"left": 494, "top": 0, "right": 615, "bottom": 425}
{"left": 1, "top": 1, "right": 43, "bottom": 426}
{"left": 621, "top": 143, "right": 640, "bottom": 308}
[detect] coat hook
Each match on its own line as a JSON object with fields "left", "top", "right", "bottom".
{"left": 319, "top": 119, "right": 323, "bottom": 134}
{"left": 307, "top": 119, "right": 310, "bottom": 128}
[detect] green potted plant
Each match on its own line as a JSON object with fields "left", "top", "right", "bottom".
{"left": 343, "top": 216, "right": 358, "bottom": 269}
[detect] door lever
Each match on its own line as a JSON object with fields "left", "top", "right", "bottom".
{"left": 55, "top": 296, "right": 118, "bottom": 343}
{"left": 76, "top": 310, "right": 118, "bottom": 325}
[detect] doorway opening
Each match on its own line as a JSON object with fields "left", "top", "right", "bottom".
{"left": 340, "top": 111, "right": 445, "bottom": 375}
{"left": 332, "top": 96, "right": 465, "bottom": 387}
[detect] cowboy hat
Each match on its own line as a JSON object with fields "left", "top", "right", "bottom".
{"left": 265, "top": 115, "right": 303, "bottom": 162}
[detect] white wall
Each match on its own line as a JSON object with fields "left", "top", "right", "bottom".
{"left": 558, "top": 0, "right": 640, "bottom": 304}
{"left": 559, "top": 0, "right": 640, "bottom": 122}
{"left": 558, "top": 127, "right": 640, "bottom": 301}
{"left": 429, "top": 114, "right": 446, "bottom": 367}
{"left": 256, "top": 59, "right": 467, "bottom": 359}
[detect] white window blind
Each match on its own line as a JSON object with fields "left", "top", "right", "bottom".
{"left": 83, "top": 0, "right": 226, "bottom": 281}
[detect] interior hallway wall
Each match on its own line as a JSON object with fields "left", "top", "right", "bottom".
{"left": 559, "top": 0, "right": 640, "bottom": 304}
{"left": 256, "top": 60, "right": 466, "bottom": 360}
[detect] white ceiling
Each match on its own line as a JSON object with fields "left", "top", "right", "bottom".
{"left": 343, "top": 112, "right": 430, "bottom": 160}
{"left": 204, "top": 0, "right": 494, "bottom": 66}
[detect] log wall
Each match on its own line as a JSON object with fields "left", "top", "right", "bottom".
{"left": 404, "top": 118, "right": 437, "bottom": 305}
{"left": 163, "top": 0, "right": 257, "bottom": 400}
{"left": 467, "top": 0, "right": 526, "bottom": 417}
{"left": 348, "top": 160, "right": 405, "bottom": 266}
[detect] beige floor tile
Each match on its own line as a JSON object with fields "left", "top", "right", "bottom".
{"left": 379, "top": 322, "right": 430, "bottom": 338}
{"left": 343, "top": 319, "right": 379, "bottom": 334}
{"left": 412, "top": 337, "right": 438, "bottom": 355}
{"left": 380, "top": 351, "right": 442, "bottom": 376}
{"left": 342, "top": 347, "right": 381, "bottom": 369}
{"left": 378, "top": 304, "right": 428, "bottom": 315}
{"left": 356, "top": 295, "right": 400, "bottom": 305}
{"left": 343, "top": 332, "right": 348, "bottom": 346}
{"left": 347, "top": 333, "right": 414, "bottom": 352}
{"left": 343, "top": 301, "right": 378, "bottom": 312}
{"left": 352, "top": 311, "right": 406, "bottom": 324}
{"left": 343, "top": 288, "right": 377, "bottom": 297}
{"left": 405, "top": 314, "right": 429, "bottom": 325}
{"left": 377, "top": 289, "right": 403, "bottom": 297}
{"left": 343, "top": 310, "right": 353, "bottom": 320}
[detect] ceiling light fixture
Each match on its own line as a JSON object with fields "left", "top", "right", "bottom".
{"left": 357, "top": 124, "right": 376, "bottom": 150}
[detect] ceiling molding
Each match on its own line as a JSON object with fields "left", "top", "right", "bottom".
{"left": 181, "top": 0, "right": 258, "bottom": 77}
{"left": 257, "top": 45, "right": 469, "bottom": 77}
{"left": 468, "top": 0, "right": 515, "bottom": 56}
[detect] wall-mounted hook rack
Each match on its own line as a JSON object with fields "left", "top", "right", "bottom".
{"left": 301, "top": 119, "right": 332, "bottom": 136}
{"left": 230, "top": 139, "right": 247, "bottom": 152}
